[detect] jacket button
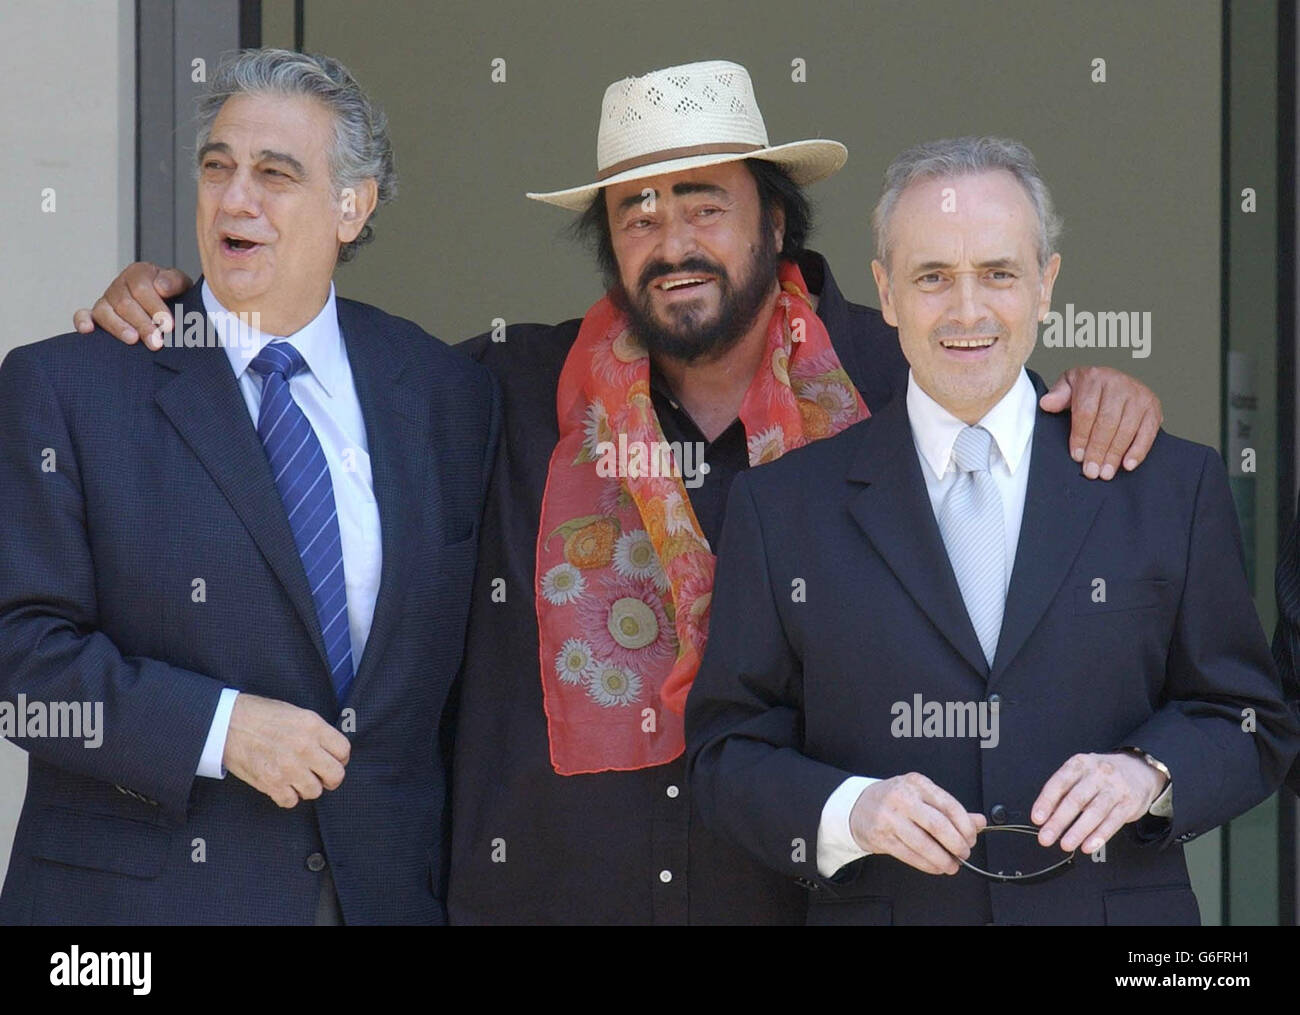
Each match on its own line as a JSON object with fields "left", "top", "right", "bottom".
{"left": 990, "top": 804, "right": 1008, "bottom": 824}
{"left": 306, "top": 852, "right": 327, "bottom": 873}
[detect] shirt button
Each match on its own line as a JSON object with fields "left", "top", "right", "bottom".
{"left": 666, "top": 785, "right": 680, "bottom": 798}
{"left": 306, "top": 852, "right": 327, "bottom": 873}
{"left": 658, "top": 869, "right": 673, "bottom": 884}
{"left": 987, "top": 693, "right": 1001, "bottom": 705}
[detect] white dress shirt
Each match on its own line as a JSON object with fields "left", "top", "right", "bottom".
{"left": 815, "top": 368, "right": 1036, "bottom": 876}
{"left": 195, "top": 281, "right": 383, "bottom": 778}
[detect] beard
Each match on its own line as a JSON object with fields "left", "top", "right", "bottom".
{"left": 611, "top": 237, "right": 782, "bottom": 366}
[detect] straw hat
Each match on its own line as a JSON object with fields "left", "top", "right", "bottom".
{"left": 527, "top": 59, "right": 847, "bottom": 210}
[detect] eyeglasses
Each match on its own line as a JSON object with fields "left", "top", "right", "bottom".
{"left": 956, "top": 824, "right": 1077, "bottom": 884}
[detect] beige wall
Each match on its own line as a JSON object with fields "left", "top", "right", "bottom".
{"left": 0, "top": 0, "right": 135, "bottom": 896}
{"left": 306, "top": 0, "right": 1222, "bottom": 448}
{"left": 0, "top": 0, "right": 135, "bottom": 359}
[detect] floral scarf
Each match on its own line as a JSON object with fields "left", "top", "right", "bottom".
{"left": 536, "top": 261, "right": 868, "bottom": 774}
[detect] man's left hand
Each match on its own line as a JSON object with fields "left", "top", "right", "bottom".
{"left": 1039, "top": 366, "right": 1162, "bottom": 480}
{"left": 1031, "top": 751, "right": 1169, "bottom": 855}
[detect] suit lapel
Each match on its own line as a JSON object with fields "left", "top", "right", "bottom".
{"left": 847, "top": 396, "right": 991, "bottom": 678}
{"left": 334, "top": 299, "right": 438, "bottom": 704}
{"left": 152, "top": 283, "right": 330, "bottom": 673}
{"left": 988, "top": 401, "right": 1108, "bottom": 686}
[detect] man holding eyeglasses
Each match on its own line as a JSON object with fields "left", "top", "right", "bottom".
{"left": 686, "top": 136, "right": 1299, "bottom": 925}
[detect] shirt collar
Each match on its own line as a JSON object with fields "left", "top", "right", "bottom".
{"left": 202, "top": 280, "right": 344, "bottom": 398}
{"left": 906, "top": 367, "right": 1037, "bottom": 479}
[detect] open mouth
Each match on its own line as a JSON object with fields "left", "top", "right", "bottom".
{"left": 654, "top": 276, "right": 714, "bottom": 294}
{"left": 221, "top": 234, "right": 263, "bottom": 255}
{"left": 939, "top": 336, "right": 998, "bottom": 352}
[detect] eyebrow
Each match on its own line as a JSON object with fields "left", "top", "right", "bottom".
{"left": 614, "top": 181, "right": 731, "bottom": 213}
{"left": 912, "top": 256, "right": 1022, "bottom": 272}
{"left": 197, "top": 142, "right": 307, "bottom": 178}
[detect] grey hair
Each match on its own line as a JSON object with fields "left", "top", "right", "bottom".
{"left": 871, "top": 136, "right": 1062, "bottom": 273}
{"left": 194, "top": 48, "right": 397, "bottom": 264}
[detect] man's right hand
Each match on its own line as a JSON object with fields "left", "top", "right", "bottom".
{"left": 72, "top": 262, "right": 193, "bottom": 349}
{"left": 849, "top": 772, "right": 986, "bottom": 875}
{"left": 222, "top": 693, "right": 351, "bottom": 808}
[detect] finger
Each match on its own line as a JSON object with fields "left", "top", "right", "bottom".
{"left": 124, "top": 274, "right": 174, "bottom": 344}
{"left": 1066, "top": 378, "right": 1102, "bottom": 466}
{"left": 891, "top": 837, "right": 958, "bottom": 876}
{"left": 1038, "top": 373, "right": 1073, "bottom": 413}
{"left": 1059, "top": 788, "right": 1117, "bottom": 851}
{"left": 313, "top": 753, "right": 347, "bottom": 792}
{"left": 321, "top": 727, "right": 352, "bottom": 765}
{"left": 1079, "top": 809, "right": 1128, "bottom": 855}
{"left": 1032, "top": 756, "right": 1087, "bottom": 826}
{"left": 73, "top": 308, "right": 98, "bottom": 335}
{"left": 290, "top": 772, "right": 325, "bottom": 802}
{"left": 1123, "top": 406, "right": 1162, "bottom": 471}
{"left": 1096, "top": 400, "right": 1144, "bottom": 481}
{"left": 100, "top": 279, "right": 157, "bottom": 346}
{"left": 90, "top": 297, "right": 139, "bottom": 345}
{"left": 925, "top": 786, "right": 981, "bottom": 848}
{"left": 155, "top": 267, "right": 193, "bottom": 300}
{"left": 894, "top": 816, "right": 967, "bottom": 873}
{"left": 913, "top": 801, "right": 975, "bottom": 860}
{"left": 1080, "top": 390, "right": 1124, "bottom": 480}
{"left": 271, "top": 785, "right": 301, "bottom": 809}
{"left": 1038, "top": 775, "right": 1102, "bottom": 847}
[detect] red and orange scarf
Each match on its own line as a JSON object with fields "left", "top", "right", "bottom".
{"left": 536, "top": 261, "right": 868, "bottom": 774}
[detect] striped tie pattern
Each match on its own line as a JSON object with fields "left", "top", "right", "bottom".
{"left": 249, "top": 342, "right": 354, "bottom": 703}
{"left": 937, "top": 425, "right": 1006, "bottom": 669}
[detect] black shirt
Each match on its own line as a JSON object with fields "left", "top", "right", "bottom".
{"left": 647, "top": 362, "right": 749, "bottom": 548}
{"left": 448, "top": 251, "right": 908, "bottom": 924}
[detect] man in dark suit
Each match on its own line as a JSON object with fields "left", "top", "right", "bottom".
{"left": 0, "top": 49, "right": 498, "bottom": 924}
{"left": 71, "top": 63, "right": 1168, "bottom": 926}
{"left": 687, "top": 136, "right": 1299, "bottom": 925}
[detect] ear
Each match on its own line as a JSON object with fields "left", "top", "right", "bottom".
{"left": 1036, "top": 252, "right": 1062, "bottom": 321}
{"left": 769, "top": 202, "right": 786, "bottom": 255}
{"left": 871, "top": 259, "right": 898, "bottom": 328}
{"left": 337, "top": 178, "right": 380, "bottom": 245}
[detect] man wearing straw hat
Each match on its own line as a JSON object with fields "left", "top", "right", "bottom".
{"left": 77, "top": 58, "right": 1162, "bottom": 924}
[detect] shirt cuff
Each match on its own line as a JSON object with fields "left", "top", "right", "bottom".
{"left": 816, "top": 776, "right": 879, "bottom": 878}
{"left": 1149, "top": 777, "right": 1173, "bottom": 818}
{"left": 196, "top": 688, "right": 240, "bottom": 779}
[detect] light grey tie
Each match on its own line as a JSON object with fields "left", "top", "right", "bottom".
{"left": 936, "top": 425, "right": 1006, "bottom": 668}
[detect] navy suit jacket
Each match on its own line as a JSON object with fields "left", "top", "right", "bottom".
{"left": 0, "top": 282, "right": 499, "bottom": 924}
{"left": 687, "top": 375, "right": 1299, "bottom": 925}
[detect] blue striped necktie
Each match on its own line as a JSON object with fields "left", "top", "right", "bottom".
{"left": 248, "top": 342, "right": 354, "bottom": 703}
{"left": 936, "top": 425, "right": 1006, "bottom": 669}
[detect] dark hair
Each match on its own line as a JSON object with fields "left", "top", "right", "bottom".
{"left": 569, "top": 157, "right": 813, "bottom": 287}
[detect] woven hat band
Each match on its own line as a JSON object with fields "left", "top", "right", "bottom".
{"left": 596, "top": 142, "right": 765, "bottom": 181}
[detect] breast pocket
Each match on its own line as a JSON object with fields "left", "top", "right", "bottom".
{"left": 1072, "top": 578, "right": 1172, "bottom": 615}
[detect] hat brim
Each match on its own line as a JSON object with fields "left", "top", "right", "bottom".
{"left": 526, "top": 139, "right": 848, "bottom": 210}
